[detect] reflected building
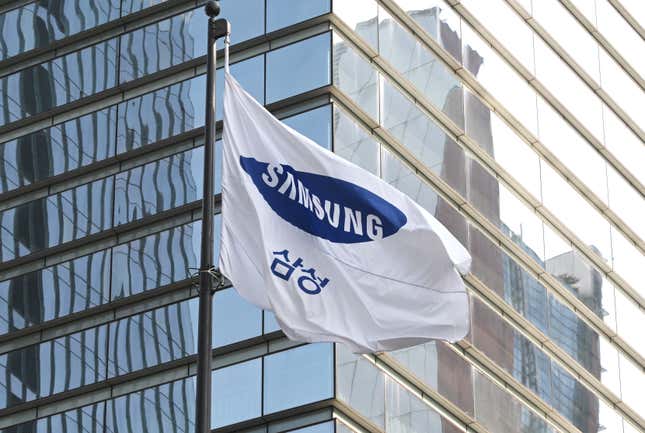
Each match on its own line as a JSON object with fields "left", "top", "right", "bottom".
{"left": 0, "top": 7, "right": 201, "bottom": 432}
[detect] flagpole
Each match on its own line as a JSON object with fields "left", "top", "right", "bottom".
{"left": 196, "top": 3, "right": 229, "bottom": 433}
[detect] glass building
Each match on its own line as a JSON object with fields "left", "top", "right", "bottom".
{"left": 0, "top": 1, "right": 643, "bottom": 433}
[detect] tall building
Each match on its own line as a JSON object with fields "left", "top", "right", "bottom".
{"left": 0, "top": 1, "right": 642, "bottom": 433}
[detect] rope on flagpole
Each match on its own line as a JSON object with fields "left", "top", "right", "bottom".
{"left": 224, "top": 34, "right": 230, "bottom": 73}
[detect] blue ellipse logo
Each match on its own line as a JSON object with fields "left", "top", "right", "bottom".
{"left": 240, "top": 156, "right": 407, "bottom": 243}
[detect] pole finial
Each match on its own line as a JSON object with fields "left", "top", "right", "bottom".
{"left": 205, "top": 1, "right": 220, "bottom": 18}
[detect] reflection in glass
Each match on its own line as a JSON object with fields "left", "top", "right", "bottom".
{"left": 108, "top": 299, "right": 198, "bottom": 377}
{"left": 212, "top": 358, "right": 262, "bottom": 428}
{"left": 110, "top": 221, "right": 201, "bottom": 299}
{"left": 333, "top": 0, "right": 378, "bottom": 50}
{"left": 214, "top": 55, "right": 265, "bottom": 121}
{"left": 333, "top": 106, "right": 380, "bottom": 175}
{"left": 114, "top": 147, "right": 202, "bottom": 225}
{"left": 380, "top": 147, "right": 439, "bottom": 216}
{"left": 460, "top": 24, "right": 538, "bottom": 135}
{"left": 470, "top": 295, "right": 603, "bottom": 432}
{"left": 0, "top": 107, "right": 117, "bottom": 194}
{"left": 336, "top": 344, "right": 385, "bottom": 428}
{"left": 332, "top": 33, "right": 378, "bottom": 120}
{"left": 266, "top": 33, "right": 331, "bottom": 103}
{"left": 119, "top": 10, "right": 206, "bottom": 83}
{"left": 121, "top": 0, "right": 169, "bottom": 15}
{"left": 0, "top": 40, "right": 118, "bottom": 126}
{"left": 0, "top": 325, "right": 108, "bottom": 409}
{"left": 381, "top": 78, "right": 468, "bottom": 200}
{"left": 0, "top": 250, "right": 111, "bottom": 335}
{"left": 219, "top": 0, "right": 264, "bottom": 44}
{"left": 290, "top": 420, "right": 335, "bottom": 433}
{"left": 213, "top": 287, "right": 262, "bottom": 348}
{"left": 379, "top": 8, "right": 464, "bottom": 128}
{"left": 267, "top": 0, "right": 330, "bottom": 32}
{"left": 386, "top": 375, "right": 445, "bottom": 433}
{"left": 106, "top": 376, "right": 195, "bottom": 433}
{"left": 264, "top": 343, "right": 334, "bottom": 414}
{"left": 540, "top": 163, "right": 612, "bottom": 263}
{"left": 0, "top": 1, "right": 120, "bottom": 61}
{"left": 283, "top": 105, "right": 332, "bottom": 150}
{"left": 0, "top": 401, "right": 106, "bottom": 433}
{"left": 116, "top": 75, "right": 206, "bottom": 153}
{"left": 0, "top": 177, "right": 114, "bottom": 262}
{"left": 263, "top": 310, "right": 281, "bottom": 333}
{"left": 399, "top": 0, "right": 463, "bottom": 62}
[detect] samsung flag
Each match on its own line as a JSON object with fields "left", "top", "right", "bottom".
{"left": 219, "top": 73, "right": 471, "bottom": 353}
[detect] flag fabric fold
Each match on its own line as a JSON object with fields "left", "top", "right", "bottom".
{"left": 219, "top": 72, "right": 471, "bottom": 353}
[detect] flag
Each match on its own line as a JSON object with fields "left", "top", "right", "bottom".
{"left": 218, "top": 73, "right": 471, "bottom": 353}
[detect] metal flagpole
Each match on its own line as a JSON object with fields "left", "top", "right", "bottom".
{"left": 195, "top": 2, "right": 229, "bottom": 433}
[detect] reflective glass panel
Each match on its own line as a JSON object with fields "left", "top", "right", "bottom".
{"left": 106, "top": 376, "right": 195, "bottom": 433}
{"left": 267, "top": 0, "right": 330, "bottom": 32}
{"left": 386, "top": 376, "right": 448, "bottom": 433}
{"left": 0, "top": 250, "right": 111, "bottom": 335}
{"left": 0, "top": 401, "right": 106, "bottom": 433}
{"left": 119, "top": 9, "right": 207, "bottom": 83}
{"left": 0, "top": 1, "right": 120, "bottom": 61}
{"left": 465, "top": 90, "right": 542, "bottom": 199}
{"left": 214, "top": 54, "right": 265, "bottom": 121}
{"left": 333, "top": 0, "right": 378, "bottom": 50}
{"left": 0, "top": 325, "right": 108, "bottom": 409}
{"left": 397, "top": 0, "right": 463, "bottom": 63}
{"left": 213, "top": 287, "right": 262, "bottom": 348}
{"left": 116, "top": 75, "right": 206, "bottom": 153}
{"left": 533, "top": 38, "right": 604, "bottom": 142}
{"left": 595, "top": 0, "right": 645, "bottom": 81}
{"left": 391, "top": 341, "right": 475, "bottom": 418}
{"left": 380, "top": 79, "right": 465, "bottom": 200}
{"left": 333, "top": 106, "right": 380, "bottom": 175}
{"left": 532, "top": 0, "right": 600, "bottom": 82}
{"left": 379, "top": 7, "right": 464, "bottom": 128}
{"left": 263, "top": 343, "right": 334, "bottom": 414}
{"left": 460, "top": 24, "right": 538, "bottom": 135}
{"left": 381, "top": 147, "right": 441, "bottom": 215}
{"left": 212, "top": 358, "right": 262, "bottom": 428}
{"left": 108, "top": 299, "right": 198, "bottom": 377}
{"left": 220, "top": 0, "right": 265, "bottom": 44}
{"left": 602, "top": 106, "right": 645, "bottom": 186}
{"left": 0, "top": 107, "right": 117, "bottom": 194}
{"left": 114, "top": 147, "right": 203, "bottom": 225}
{"left": 266, "top": 32, "right": 331, "bottom": 103}
{"left": 336, "top": 344, "right": 385, "bottom": 428}
{"left": 122, "top": 0, "right": 170, "bottom": 15}
{"left": 536, "top": 97, "right": 608, "bottom": 203}
{"left": 332, "top": 32, "right": 378, "bottom": 120}
{"left": 283, "top": 105, "right": 332, "bottom": 150}
{"left": 110, "top": 221, "right": 201, "bottom": 299}
{"left": 461, "top": 0, "right": 534, "bottom": 72}
{"left": 0, "top": 177, "right": 114, "bottom": 262}
{"left": 614, "top": 288, "right": 643, "bottom": 356}
{"left": 0, "top": 40, "right": 117, "bottom": 126}
{"left": 540, "top": 163, "right": 612, "bottom": 263}
{"left": 263, "top": 310, "right": 281, "bottom": 333}
{"left": 289, "top": 420, "right": 335, "bottom": 433}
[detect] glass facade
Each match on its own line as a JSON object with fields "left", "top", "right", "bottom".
{"left": 0, "top": 1, "right": 642, "bottom": 433}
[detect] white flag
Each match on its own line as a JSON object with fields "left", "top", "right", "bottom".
{"left": 219, "top": 73, "right": 471, "bottom": 353}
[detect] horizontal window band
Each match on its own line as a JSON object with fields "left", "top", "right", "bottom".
{"left": 0, "top": 334, "right": 306, "bottom": 427}
{"left": 0, "top": 0, "right": 201, "bottom": 78}
{"left": 0, "top": 14, "right": 332, "bottom": 140}
{"left": 0, "top": 87, "right": 331, "bottom": 210}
